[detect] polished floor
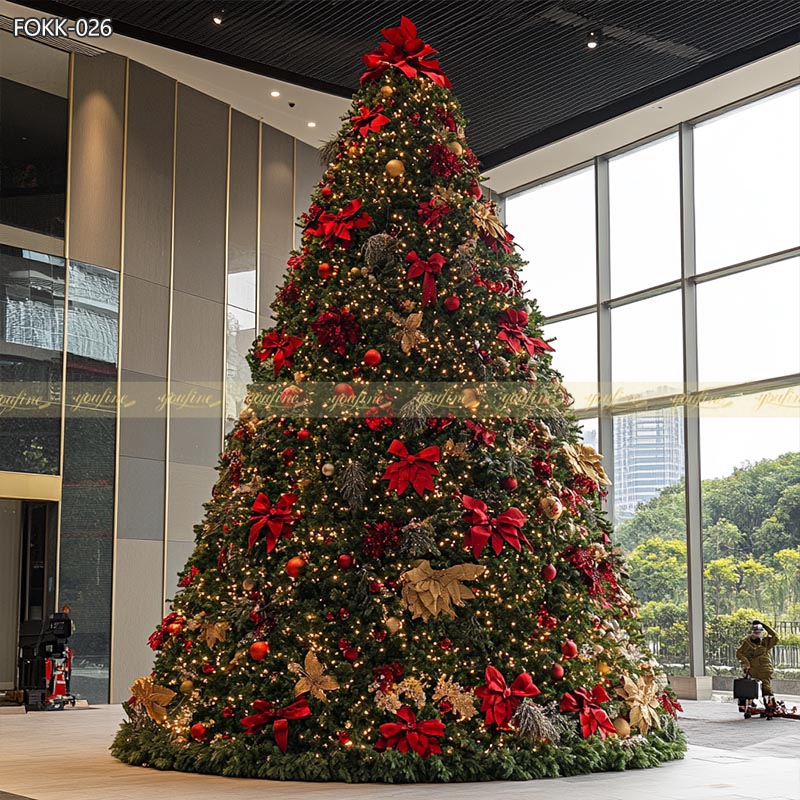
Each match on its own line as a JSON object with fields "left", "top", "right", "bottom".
{"left": 0, "top": 700, "right": 798, "bottom": 800}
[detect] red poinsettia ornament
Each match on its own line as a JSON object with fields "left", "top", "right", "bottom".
{"left": 374, "top": 705, "right": 445, "bottom": 759}
{"left": 360, "top": 17, "right": 452, "bottom": 88}
{"left": 475, "top": 666, "right": 540, "bottom": 729}
{"left": 351, "top": 104, "right": 391, "bottom": 137}
{"left": 240, "top": 697, "right": 311, "bottom": 752}
{"left": 461, "top": 494, "right": 531, "bottom": 558}
{"left": 382, "top": 439, "right": 440, "bottom": 495}
{"left": 256, "top": 330, "right": 303, "bottom": 376}
{"left": 560, "top": 684, "right": 616, "bottom": 740}
{"left": 305, "top": 198, "right": 372, "bottom": 249}
{"left": 248, "top": 492, "right": 299, "bottom": 552}
{"left": 496, "top": 309, "right": 555, "bottom": 357}
{"left": 405, "top": 250, "right": 446, "bottom": 307}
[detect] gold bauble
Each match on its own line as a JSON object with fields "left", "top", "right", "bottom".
{"left": 380, "top": 85, "right": 394, "bottom": 98}
{"left": 349, "top": 267, "right": 361, "bottom": 277}
{"left": 321, "top": 463, "right": 335, "bottom": 477}
{"left": 385, "top": 159, "right": 405, "bottom": 178}
{"left": 539, "top": 495, "right": 564, "bottom": 520}
{"left": 179, "top": 679, "right": 194, "bottom": 696}
{"left": 348, "top": 145, "right": 360, "bottom": 157}
{"left": 242, "top": 577, "right": 256, "bottom": 591}
{"left": 612, "top": 716, "right": 631, "bottom": 738}
{"left": 446, "top": 140, "right": 463, "bottom": 156}
{"left": 385, "top": 616, "right": 402, "bottom": 635}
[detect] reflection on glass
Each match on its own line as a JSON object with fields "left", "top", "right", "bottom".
{"left": 699, "top": 396, "right": 800, "bottom": 678}
{"left": 695, "top": 87, "right": 800, "bottom": 272}
{"left": 225, "top": 306, "right": 256, "bottom": 433}
{"left": 59, "top": 260, "right": 119, "bottom": 705}
{"left": 610, "top": 135, "right": 680, "bottom": 297}
{"left": 505, "top": 167, "right": 596, "bottom": 316}
{"left": 613, "top": 406, "right": 688, "bottom": 674}
{"left": 697, "top": 258, "right": 800, "bottom": 388}
{"left": 577, "top": 417, "right": 599, "bottom": 451}
{"left": 544, "top": 312, "right": 597, "bottom": 410}
{"left": 0, "top": 245, "right": 64, "bottom": 473}
{"left": 611, "top": 290, "right": 683, "bottom": 399}
{"left": 0, "top": 32, "right": 69, "bottom": 238}
{"left": 227, "top": 268, "right": 256, "bottom": 313}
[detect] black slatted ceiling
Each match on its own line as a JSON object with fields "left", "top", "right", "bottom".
{"left": 18, "top": 0, "right": 800, "bottom": 167}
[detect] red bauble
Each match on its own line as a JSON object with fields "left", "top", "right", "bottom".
{"left": 297, "top": 429, "right": 311, "bottom": 441}
{"left": 443, "top": 295, "right": 460, "bottom": 312}
{"left": 321, "top": 186, "right": 332, "bottom": 199}
{"left": 438, "top": 638, "right": 452, "bottom": 650}
{"left": 318, "top": 262, "right": 333, "bottom": 280}
{"left": 561, "top": 639, "right": 579, "bottom": 659}
{"left": 363, "top": 349, "right": 382, "bottom": 367}
{"left": 551, "top": 662, "right": 565, "bottom": 680}
{"left": 368, "top": 580, "right": 383, "bottom": 593}
{"left": 500, "top": 476, "right": 518, "bottom": 492}
{"left": 336, "top": 553, "right": 354, "bottom": 570}
{"left": 286, "top": 557, "right": 306, "bottom": 579}
{"left": 371, "top": 627, "right": 387, "bottom": 642}
{"left": 541, "top": 564, "right": 558, "bottom": 581}
{"left": 249, "top": 641, "right": 270, "bottom": 661}
{"left": 338, "top": 607, "right": 350, "bottom": 619}
{"left": 343, "top": 647, "right": 359, "bottom": 662}
{"left": 190, "top": 722, "right": 208, "bottom": 742}
{"left": 165, "top": 622, "right": 183, "bottom": 635}
{"left": 337, "top": 730, "right": 351, "bottom": 745}
{"left": 467, "top": 178, "right": 483, "bottom": 199}
{"left": 333, "top": 383, "right": 355, "bottom": 398}
{"left": 282, "top": 447, "right": 296, "bottom": 465}
{"left": 201, "top": 663, "right": 214, "bottom": 674}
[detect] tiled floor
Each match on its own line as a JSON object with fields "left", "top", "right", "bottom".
{"left": 0, "top": 701, "right": 798, "bottom": 800}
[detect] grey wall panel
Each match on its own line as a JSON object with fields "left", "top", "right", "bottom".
{"left": 260, "top": 124, "right": 294, "bottom": 320}
{"left": 173, "top": 85, "right": 227, "bottom": 303}
{"left": 119, "top": 369, "right": 166, "bottom": 461}
{"left": 121, "top": 275, "right": 169, "bottom": 377}
{"left": 167, "top": 463, "right": 216, "bottom": 543}
{"left": 68, "top": 52, "right": 126, "bottom": 271}
{"left": 170, "top": 291, "right": 224, "bottom": 387}
{"left": 229, "top": 111, "right": 259, "bottom": 288}
{"left": 165, "top": 539, "right": 195, "bottom": 608}
{"left": 124, "top": 63, "right": 174, "bottom": 287}
{"left": 117, "top": 456, "right": 165, "bottom": 540}
{"left": 111, "top": 538, "right": 163, "bottom": 702}
{"left": 294, "top": 141, "right": 322, "bottom": 249}
{"left": 168, "top": 380, "right": 222, "bottom": 467}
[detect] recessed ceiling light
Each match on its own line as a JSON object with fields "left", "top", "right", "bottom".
{"left": 212, "top": 9, "right": 225, "bottom": 25}
{"left": 307, "top": 121, "right": 316, "bottom": 128}
{"left": 270, "top": 90, "right": 280, "bottom": 98}
{"left": 586, "top": 30, "right": 601, "bottom": 49}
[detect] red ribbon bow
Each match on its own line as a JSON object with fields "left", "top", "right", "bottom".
{"left": 351, "top": 104, "right": 391, "bottom": 137}
{"left": 560, "top": 684, "right": 616, "bottom": 740}
{"left": 240, "top": 697, "right": 311, "bottom": 753}
{"left": 405, "top": 250, "right": 446, "bottom": 307}
{"left": 256, "top": 330, "right": 303, "bottom": 376}
{"left": 382, "top": 439, "right": 440, "bottom": 496}
{"left": 475, "top": 666, "right": 540, "bottom": 729}
{"left": 496, "top": 309, "right": 555, "bottom": 357}
{"left": 374, "top": 705, "right": 445, "bottom": 759}
{"left": 306, "top": 198, "right": 372, "bottom": 249}
{"left": 461, "top": 495, "right": 531, "bottom": 558}
{"left": 248, "top": 492, "right": 298, "bottom": 552}
{"left": 360, "top": 17, "right": 452, "bottom": 88}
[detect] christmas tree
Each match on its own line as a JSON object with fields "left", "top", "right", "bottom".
{"left": 113, "top": 18, "right": 686, "bottom": 782}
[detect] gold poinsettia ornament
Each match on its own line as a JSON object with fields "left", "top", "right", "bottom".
{"left": 562, "top": 442, "right": 611, "bottom": 485}
{"left": 433, "top": 675, "right": 479, "bottom": 720}
{"left": 444, "top": 438, "right": 469, "bottom": 459}
{"left": 129, "top": 676, "right": 176, "bottom": 725}
{"left": 400, "top": 559, "right": 486, "bottom": 622}
{"left": 615, "top": 674, "right": 661, "bottom": 735}
{"left": 386, "top": 311, "right": 427, "bottom": 355}
{"left": 198, "top": 620, "right": 229, "bottom": 649}
{"left": 288, "top": 650, "right": 339, "bottom": 701}
{"left": 471, "top": 202, "right": 507, "bottom": 242}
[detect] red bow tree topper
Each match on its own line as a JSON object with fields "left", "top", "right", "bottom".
{"left": 560, "top": 684, "right": 616, "bottom": 740}
{"left": 360, "top": 17, "right": 452, "bottom": 88}
{"left": 382, "top": 439, "right": 441, "bottom": 496}
{"left": 305, "top": 198, "right": 372, "bottom": 249}
{"left": 475, "top": 666, "right": 540, "bottom": 729}
{"left": 496, "top": 309, "right": 555, "bottom": 357}
{"left": 240, "top": 697, "right": 311, "bottom": 753}
{"left": 248, "top": 492, "right": 299, "bottom": 552}
{"left": 374, "top": 705, "right": 445, "bottom": 759}
{"left": 405, "top": 250, "right": 446, "bottom": 307}
{"left": 461, "top": 495, "right": 531, "bottom": 558}
{"left": 255, "top": 330, "right": 303, "bottom": 376}
{"left": 351, "top": 104, "right": 391, "bottom": 137}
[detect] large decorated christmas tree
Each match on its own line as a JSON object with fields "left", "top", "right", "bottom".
{"left": 113, "top": 18, "right": 685, "bottom": 782}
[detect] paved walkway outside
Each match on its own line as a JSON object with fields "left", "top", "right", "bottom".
{"left": 0, "top": 700, "right": 797, "bottom": 800}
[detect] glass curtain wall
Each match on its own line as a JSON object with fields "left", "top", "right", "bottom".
{"left": 505, "top": 83, "right": 800, "bottom": 680}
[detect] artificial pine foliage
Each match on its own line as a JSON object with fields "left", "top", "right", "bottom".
{"left": 113, "top": 17, "right": 685, "bottom": 781}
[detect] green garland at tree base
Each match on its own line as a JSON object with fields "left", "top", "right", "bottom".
{"left": 111, "top": 718, "right": 686, "bottom": 783}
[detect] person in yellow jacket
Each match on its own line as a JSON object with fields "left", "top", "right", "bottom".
{"left": 736, "top": 620, "right": 779, "bottom": 705}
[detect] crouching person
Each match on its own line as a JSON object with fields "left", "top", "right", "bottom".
{"left": 736, "top": 620, "right": 779, "bottom": 707}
